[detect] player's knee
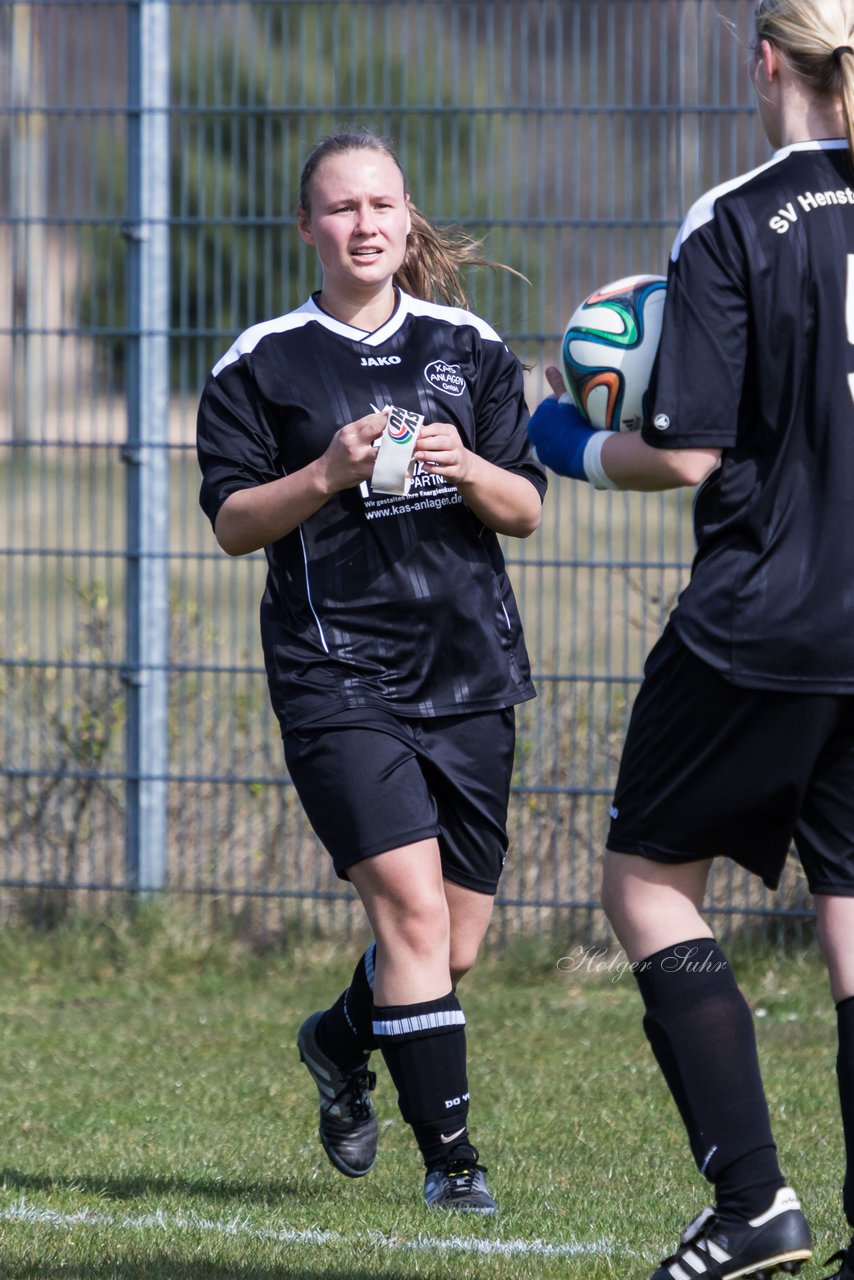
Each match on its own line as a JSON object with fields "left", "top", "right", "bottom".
{"left": 381, "top": 891, "right": 450, "bottom": 963}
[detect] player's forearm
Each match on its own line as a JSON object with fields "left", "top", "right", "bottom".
{"left": 454, "top": 455, "right": 543, "bottom": 537}
{"left": 214, "top": 462, "right": 333, "bottom": 555}
{"left": 599, "top": 430, "right": 721, "bottom": 491}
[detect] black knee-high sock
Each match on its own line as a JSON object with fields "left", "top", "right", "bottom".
{"left": 635, "top": 937, "right": 783, "bottom": 1223}
{"left": 315, "top": 943, "right": 377, "bottom": 1071}
{"left": 373, "top": 991, "right": 470, "bottom": 1170}
{"left": 836, "top": 995, "right": 854, "bottom": 1225}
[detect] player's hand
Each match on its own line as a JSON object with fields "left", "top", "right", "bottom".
{"left": 545, "top": 366, "right": 567, "bottom": 398}
{"left": 527, "top": 385, "right": 596, "bottom": 481}
{"left": 320, "top": 412, "right": 388, "bottom": 492}
{"left": 413, "top": 421, "right": 473, "bottom": 484}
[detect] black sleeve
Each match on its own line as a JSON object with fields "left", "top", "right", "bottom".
{"left": 471, "top": 339, "right": 549, "bottom": 501}
{"left": 642, "top": 207, "right": 748, "bottom": 451}
{"left": 196, "top": 357, "right": 282, "bottom": 528}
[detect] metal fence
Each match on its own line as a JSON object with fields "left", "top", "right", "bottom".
{"left": 0, "top": 0, "right": 816, "bottom": 941}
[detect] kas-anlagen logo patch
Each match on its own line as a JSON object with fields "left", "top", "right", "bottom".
{"left": 424, "top": 360, "right": 465, "bottom": 397}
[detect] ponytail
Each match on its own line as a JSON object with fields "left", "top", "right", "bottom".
{"left": 395, "top": 204, "right": 509, "bottom": 308}
{"left": 833, "top": 44, "right": 854, "bottom": 157}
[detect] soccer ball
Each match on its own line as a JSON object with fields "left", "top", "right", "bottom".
{"left": 561, "top": 274, "right": 667, "bottom": 431}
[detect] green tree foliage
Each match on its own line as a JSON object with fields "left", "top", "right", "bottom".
{"left": 80, "top": 3, "right": 505, "bottom": 386}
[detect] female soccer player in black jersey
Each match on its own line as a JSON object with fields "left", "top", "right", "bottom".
{"left": 197, "top": 132, "right": 546, "bottom": 1212}
{"left": 529, "top": 0, "right": 854, "bottom": 1275}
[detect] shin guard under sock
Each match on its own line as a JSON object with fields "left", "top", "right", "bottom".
{"left": 373, "top": 990, "right": 470, "bottom": 1169}
{"left": 315, "top": 943, "right": 376, "bottom": 1071}
{"left": 635, "top": 937, "right": 783, "bottom": 1221}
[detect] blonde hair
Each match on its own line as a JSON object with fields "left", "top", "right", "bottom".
{"left": 754, "top": 0, "right": 854, "bottom": 153}
{"left": 298, "top": 131, "right": 511, "bottom": 309}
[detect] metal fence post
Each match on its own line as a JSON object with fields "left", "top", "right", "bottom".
{"left": 9, "top": 3, "right": 47, "bottom": 443}
{"left": 124, "top": 0, "right": 171, "bottom": 894}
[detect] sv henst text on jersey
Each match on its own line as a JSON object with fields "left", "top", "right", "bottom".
{"left": 769, "top": 185, "right": 854, "bottom": 233}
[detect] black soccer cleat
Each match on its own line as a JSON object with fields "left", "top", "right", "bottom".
{"left": 423, "top": 1143, "right": 497, "bottom": 1214}
{"left": 296, "top": 1010, "right": 378, "bottom": 1178}
{"left": 650, "top": 1187, "right": 812, "bottom": 1280}
{"left": 823, "top": 1238, "right": 854, "bottom": 1280}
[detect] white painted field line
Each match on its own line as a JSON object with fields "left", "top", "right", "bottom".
{"left": 0, "top": 1195, "right": 634, "bottom": 1261}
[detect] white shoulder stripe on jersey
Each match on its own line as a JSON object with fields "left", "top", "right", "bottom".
{"left": 211, "top": 300, "right": 317, "bottom": 377}
{"left": 671, "top": 138, "right": 850, "bottom": 262}
{"left": 295, "top": 289, "right": 504, "bottom": 347}
{"left": 399, "top": 291, "right": 504, "bottom": 344}
{"left": 212, "top": 290, "right": 505, "bottom": 374}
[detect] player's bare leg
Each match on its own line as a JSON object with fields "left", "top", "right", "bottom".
{"left": 816, "top": 896, "right": 854, "bottom": 1280}
{"left": 443, "top": 877, "right": 495, "bottom": 987}
{"left": 298, "top": 840, "right": 495, "bottom": 1208}
{"left": 347, "top": 841, "right": 496, "bottom": 1211}
{"left": 349, "top": 840, "right": 452, "bottom": 1004}
{"left": 816, "top": 896, "right": 854, "bottom": 1004}
{"left": 602, "top": 850, "right": 812, "bottom": 1280}
{"left": 297, "top": 839, "right": 447, "bottom": 1180}
{"left": 601, "top": 850, "right": 711, "bottom": 961}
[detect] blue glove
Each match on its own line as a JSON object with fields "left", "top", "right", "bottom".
{"left": 527, "top": 396, "right": 597, "bottom": 480}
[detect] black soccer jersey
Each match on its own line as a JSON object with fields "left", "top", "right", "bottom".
{"left": 197, "top": 288, "right": 547, "bottom": 729}
{"left": 643, "top": 139, "right": 854, "bottom": 692}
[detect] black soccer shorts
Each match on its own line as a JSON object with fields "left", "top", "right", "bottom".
{"left": 607, "top": 623, "right": 854, "bottom": 893}
{"left": 283, "top": 705, "right": 516, "bottom": 895}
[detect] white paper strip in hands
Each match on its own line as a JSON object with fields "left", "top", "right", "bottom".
{"left": 370, "top": 404, "right": 424, "bottom": 495}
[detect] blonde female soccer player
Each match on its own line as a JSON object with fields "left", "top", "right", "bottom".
{"left": 529, "top": 1, "right": 854, "bottom": 1275}
{"left": 197, "top": 131, "right": 546, "bottom": 1213}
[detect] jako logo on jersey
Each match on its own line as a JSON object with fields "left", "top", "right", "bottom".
{"left": 360, "top": 356, "right": 401, "bottom": 367}
{"left": 653, "top": 414, "right": 671, "bottom": 431}
{"left": 425, "top": 360, "right": 465, "bottom": 397}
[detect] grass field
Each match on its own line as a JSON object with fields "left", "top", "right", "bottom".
{"left": 0, "top": 907, "right": 845, "bottom": 1279}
